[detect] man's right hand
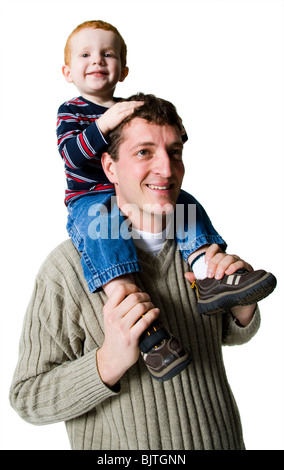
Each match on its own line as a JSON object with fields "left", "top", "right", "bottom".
{"left": 96, "top": 284, "right": 159, "bottom": 387}
{"left": 96, "top": 101, "right": 143, "bottom": 137}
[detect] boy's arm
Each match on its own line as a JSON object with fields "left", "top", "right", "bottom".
{"left": 56, "top": 102, "right": 108, "bottom": 169}
{"left": 96, "top": 101, "right": 144, "bottom": 137}
{"left": 56, "top": 101, "right": 143, "bottom": 170}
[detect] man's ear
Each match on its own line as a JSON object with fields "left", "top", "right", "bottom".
{"left": 101, "top": 152, "right": 117, "bottom": 184}
{"left": 62, "top": 64, "right": 73, "bottom": 83}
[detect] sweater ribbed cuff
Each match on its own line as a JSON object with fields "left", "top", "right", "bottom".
{"left": 72, "top": 349, "right": 120, "bottom": 409}
{"left": 229, "top": 305, "right": 261, "bottom": 345}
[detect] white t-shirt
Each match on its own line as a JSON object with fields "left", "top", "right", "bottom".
{"left": 131, "top": 223, "right": 172, "bottom": 257}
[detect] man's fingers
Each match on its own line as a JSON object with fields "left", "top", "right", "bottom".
{"left": 184, "top": 272, "right": 196, "bottom": 284}
{"left": 104, "top": 284, "right": 153, "bottom": 322}
{"left": 225, "top": 259, "right": 253, "bottom": 275}
{"left": 104, "top": 283, "right": 141, "bottom": 310}
{"left": 131, "top": 307, "right": 160, "bottom": 339}
{"left": 207, "top": 253, "right": 254, "bottom": 279}
{"left": 204, "top": 244, "right": 223, "bottom": 263}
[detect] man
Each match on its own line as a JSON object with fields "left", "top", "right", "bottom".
{"left": 10, "top": 94, "right": 260, "bottom": 450}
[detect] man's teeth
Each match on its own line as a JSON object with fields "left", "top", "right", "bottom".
{"left": 147, "top": 184, "right": 170, "bottom": 190}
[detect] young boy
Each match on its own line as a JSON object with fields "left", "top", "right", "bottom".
{"left": 57, "top": 20, "right": 276, "bottom": 381}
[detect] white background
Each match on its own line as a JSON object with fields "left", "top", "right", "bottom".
{"left": 0, "top": 0, "right": 283, "bottom": 450}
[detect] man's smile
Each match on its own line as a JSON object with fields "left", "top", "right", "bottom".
{"left": 146, "top": 184, "right": 173, "bottom": 190}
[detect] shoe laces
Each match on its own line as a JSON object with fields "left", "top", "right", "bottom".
{"left": 191, "top": 280, "right": 199, "bottom": 299}
{"left": 141, "top": 314, "right": 159, "bottom": 348}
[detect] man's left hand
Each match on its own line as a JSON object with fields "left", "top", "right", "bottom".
{"left": 184, "top": 244, "right": 256, "bottom": 326}
{"left": 184, "top": 244, "right": 253, "bottom": 284}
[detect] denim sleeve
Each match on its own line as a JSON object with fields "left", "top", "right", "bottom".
{"left": 175, "top": 189, "right": 227, "bottom": 258}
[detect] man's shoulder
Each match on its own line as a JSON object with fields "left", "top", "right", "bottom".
{"left": 37, "top": 239, "right": 81, "bottom": 284}
{"left": 49, "top": 238, "right": 77, "bottom": 255}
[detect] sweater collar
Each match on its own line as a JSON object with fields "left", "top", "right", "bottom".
{"left": 135, "top": 238, "right": 177, "bottom": 275}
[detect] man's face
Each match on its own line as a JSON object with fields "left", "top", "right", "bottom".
{"left": 103, "top": 118, "right": 185, "bottom": 232}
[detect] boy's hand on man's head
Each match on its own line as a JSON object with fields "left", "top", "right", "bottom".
{"left": 97, "top": 101, "right": 144, "bottom": 137}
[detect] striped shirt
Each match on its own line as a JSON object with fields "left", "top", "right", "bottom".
{"left": 56, "top": 96, "right": 116, "bottom": 205}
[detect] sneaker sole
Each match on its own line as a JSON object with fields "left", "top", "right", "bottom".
{"left": 197, "top": 272, "right": 277, "bottom": 315}
{"left": 147, "top": 352, "right": 192, "bottom": 382}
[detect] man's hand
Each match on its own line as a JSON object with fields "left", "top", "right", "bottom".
{"left": 185, "top": 244, "right": 256, "bottom": 326}
{"left": 204, "top": 244, "right": 253, "bottom": 279}
{"left": 185, "top": 244, "right": 253, "bottom": 284}
{"left": 97, "top": 284, "right": 159, "bottom": 387}
{"left": 96, "top": 101, "right": 144, "bottom": 137}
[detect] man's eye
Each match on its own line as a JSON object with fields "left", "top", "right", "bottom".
{"left": 137, "top": 149, "right": 150, "bottom": 157}
{"left": 171, "top": 149, "right": 183, "bottom": 160}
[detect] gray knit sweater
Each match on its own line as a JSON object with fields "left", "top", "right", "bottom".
{"left": 10, "top": 239, "right": 260, "bottom": 450}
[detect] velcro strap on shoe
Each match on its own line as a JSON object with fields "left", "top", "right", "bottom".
{"left": 139, "top": 328, "right": 170, "bottom": 353}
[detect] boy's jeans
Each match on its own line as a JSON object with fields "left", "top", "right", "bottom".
{"left": 67, "top": 189, "right": 227, "bottom": 292}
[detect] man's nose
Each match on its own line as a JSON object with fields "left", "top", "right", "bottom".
{"left": 152, "top": 151, "right": 173, "bottom": 177}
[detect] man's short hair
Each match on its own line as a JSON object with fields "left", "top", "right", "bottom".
{"left": 107, "top": 93, "right": 186, "bottom": 161}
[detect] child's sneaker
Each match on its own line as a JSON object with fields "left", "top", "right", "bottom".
{"left": 139, "top": 321, "right": 191, "bottom": 381}
{"left": 192, "top": 269, "right": 277, "bottom": 315}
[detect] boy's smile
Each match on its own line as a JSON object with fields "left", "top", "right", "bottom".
{"left": 62, "top": 28, "right": 128, "bottom": 105}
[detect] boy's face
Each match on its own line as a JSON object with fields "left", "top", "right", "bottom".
{"left": 63, "top": 28, "right": 128, "bottom": 102}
